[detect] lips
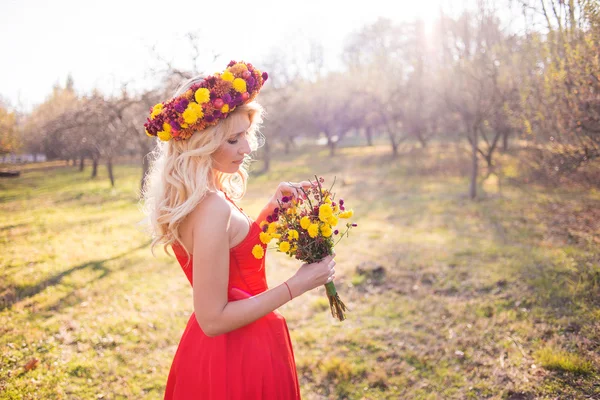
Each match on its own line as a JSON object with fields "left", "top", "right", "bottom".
{"left": 233, "top": 160, "right": 243, "bottom": 164}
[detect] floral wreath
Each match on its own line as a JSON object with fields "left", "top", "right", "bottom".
{"left": 144, "top": 60, "right": 268, "bottom": 141}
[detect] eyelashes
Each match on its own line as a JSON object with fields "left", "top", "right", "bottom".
{"left": 227, "top": 131, "right": 249, "bottom": 145}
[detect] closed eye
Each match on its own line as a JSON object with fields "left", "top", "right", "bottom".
{"left": 227, "top": 130, "right": 249, "bottom": 145}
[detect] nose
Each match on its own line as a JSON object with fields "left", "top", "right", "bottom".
{"left": 239, "top": 136, "right": 251, "bottom": 155}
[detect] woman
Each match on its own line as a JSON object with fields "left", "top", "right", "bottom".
{"left": 141, "top": 61, "right": 336, "bottom": 399}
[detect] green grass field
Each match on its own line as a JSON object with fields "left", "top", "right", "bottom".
{"left": 1, "top": 144, "right": 598, "bottom": 399}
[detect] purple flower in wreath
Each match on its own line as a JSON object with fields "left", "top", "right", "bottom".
{"left": 174, "top": 98, "right": 189, "bottom": 113}
{"left": 169, "top": 119, "right": 181, "bottom": 130}
{"left": 247, "top": 77, "right": 256, "bottom": 91}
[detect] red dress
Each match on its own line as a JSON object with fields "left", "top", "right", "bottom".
{"left": 164, "top": 195, "right": 301, "bottom": 399}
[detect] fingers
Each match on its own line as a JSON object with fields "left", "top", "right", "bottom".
{"left": 326, "top": 270, "right": 336, "bottom": 283}
{"left": 280, "top": 181, "right": 313, "bottom": 200}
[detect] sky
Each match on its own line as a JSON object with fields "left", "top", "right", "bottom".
{"left": 1, "top": 0, "right": 485, "bottom": 112}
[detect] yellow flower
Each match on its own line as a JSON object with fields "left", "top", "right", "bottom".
{"left": 194, "top": 88, "right": 210, "bottom": 104}
{"left": 252, "top": 244, "right": 264, "bottom": 259}
{"left": 333, "top": 205, "right": 340, "bottom": 213}
{"left": 290, "top": 244, "right": 297, "bottom": 254}
{"left": 189, "top": 102, "right": 203, "bottom": 116}
{"left": 145, "top": 129, "right": 153, "bottom": 137}
{"left": 182, "top": 102, "right": 204, "bottom": 124}
{"left": 259, "top": 232, "right": 272, "bottom": 245}
{"left": 233, "top": 78, "right": 247, "bottom": 93}
{"left": 339, "top": 209, "right": 354, "bottom": 219}
{"left": 162, "top": 122, "right": 172, "bottom": 134}
{"left": 286, "top": 207, "right": 296, "bottom": 215}
{"left": 279, "top": 241, "right": 291, "bottom": 253}
{"left": 267, "top": 222, "right": 277, "bottom": 234}
{"left": 221, "top": 104, "right": 230, "bottom": 113}
{"left": 324, "top": 196, "right": 332, "bottom": 204}
{"left": 319, "top": 203, "right": 334, "bottom": 222}
{"left": 327, "top": 215, "right": 339, "bottom": 226}
{"left": 157, "top": 130, "right": 172, "bottom": 141}
{"left": 300, "top": 216, "right": 311, "bottom": 230}
{"left": 271, "top": 233, "right": 282, "bottom": 239}
{"left": 150, "top": 103, "right": 163, "bottom": 119}
{"left": 221, "top": 71, "right": 235, "bottom": 82}
{"left": 287, "top": 229, "right": 299, "bottom": 240}
{"left": 182, "top": 109, "right": 198, "bottom": 124}
{"left": 321, "top": 224, "right": 333, "bottom": 237}
{"left": 260, "top": 220, "right": 269, "bottom": 229}
{"left": 308, "top": 223, "right": 319, "bottom": 238}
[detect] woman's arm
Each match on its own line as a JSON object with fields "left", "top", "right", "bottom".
{"left": 192, "top": 193, "right": 335, "bottom": 337}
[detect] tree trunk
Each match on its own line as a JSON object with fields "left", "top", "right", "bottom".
{"left": 326, "top": 132, "right": 336, "bottom": 156}
{"left": 79, "top": 155, "right": 85, "bottom": 171}
{"left": 388, "top": 131, "right": 398, "bottom": 157}
{"left": 91, "top": 156, "right": 99, "bottom": 178}
{"left": 469, "top": 128, "right": 478, "bottom": 199}
{"left": 502, "top": 130, "right": 510, "bottom": 152}
{"left": 262, "top": 140, "right": 271, "bottom": 173}
{"left": 365, "top": 127, "right": 373, "bottom": 146}
{"left": 107, "top": 158, "right": 115, "bottom": 187}
{"left": 284, "top": 140, "right": 291, "bottom": 155}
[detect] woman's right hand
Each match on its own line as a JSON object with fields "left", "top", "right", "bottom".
{"left": 286, "top": 252, "right": 336, "bottom": 298}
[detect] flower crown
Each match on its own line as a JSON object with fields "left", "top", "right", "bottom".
{"left": 144, "top": 60, "right": 268, "bottom": 141}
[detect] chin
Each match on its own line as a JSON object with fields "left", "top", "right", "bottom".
{"left": 229, "top": 164, "right": 242, "bottom": 173}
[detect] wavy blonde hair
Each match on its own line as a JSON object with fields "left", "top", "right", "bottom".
{"left": 140, "top": 76, "right": 266, "bottom": 263}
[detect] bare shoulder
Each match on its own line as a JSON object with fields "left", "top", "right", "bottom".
{"left": 189, "top": 192, "right": 231, "bottom": 234}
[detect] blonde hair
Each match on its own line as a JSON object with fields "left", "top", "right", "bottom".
{"left": 140, "top": 77, "right": 265, "bottom": 263}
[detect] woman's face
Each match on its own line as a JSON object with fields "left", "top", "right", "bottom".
{"left": 211, "top": 113, "right": 252, "bottom": 174}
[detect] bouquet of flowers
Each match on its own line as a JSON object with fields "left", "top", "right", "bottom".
{"left": 259, "top": 176, "right": 357, "bottom": 321}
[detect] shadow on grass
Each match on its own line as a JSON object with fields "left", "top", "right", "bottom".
{"left": 0, "top": 240, "right": 151, "bottom": 312}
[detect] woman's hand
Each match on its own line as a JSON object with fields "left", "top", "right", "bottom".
{"left": 286, "top": 252, "right": 336, "bottom": 298}
{"left": 268, "top": 180, "right": 313, "bottom": 211}
{"left": 256, "top": 180, "right": 315, "bottom": 230}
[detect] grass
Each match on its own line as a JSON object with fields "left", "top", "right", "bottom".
{"left": 535, "top": 347, "right": 593, "bottom": 375}
{"left": 0, "top": 142, "right": 599, "bottom": 399}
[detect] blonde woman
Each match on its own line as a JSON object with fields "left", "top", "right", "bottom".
{"left": 141, "top": 61, "right": 336, "bottom": 399}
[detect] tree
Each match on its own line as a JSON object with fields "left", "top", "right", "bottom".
{"left": 0, "top": 101, "right": 20, "bottom": 156}
{"left": 343, "top": 18, "right": 411, "bottom": 156}
{"left": 437, "top": 6, "right": 516, "bottom": 198}
{"left": 516, "top": 0, "right": 600, "bottom": 179}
